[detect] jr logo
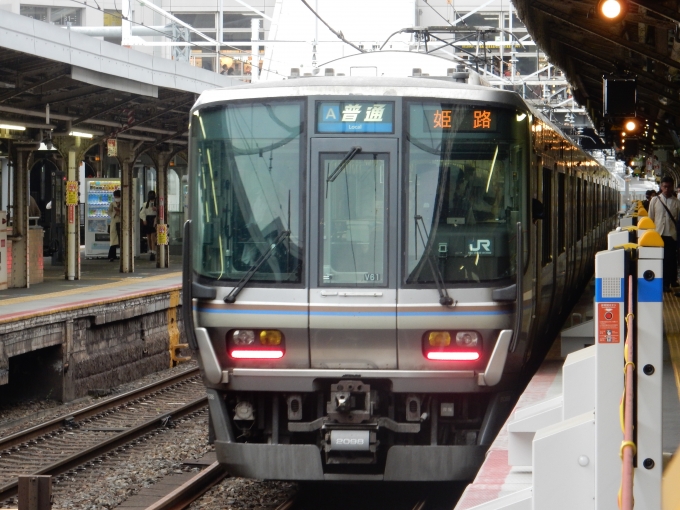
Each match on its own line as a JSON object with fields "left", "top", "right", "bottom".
{"left": 468, "top": 240, "right": 491, "bottom": 253}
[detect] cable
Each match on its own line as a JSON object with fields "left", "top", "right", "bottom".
{"left": 299, "top": 0, "right": 365, "bottom": 54}
{"left": 422, "top": 0, "right": 455, "bottom": 28}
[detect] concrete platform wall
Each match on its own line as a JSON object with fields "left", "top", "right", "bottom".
{"left": 0, "top": 289, "right": 187, "bottom": 402}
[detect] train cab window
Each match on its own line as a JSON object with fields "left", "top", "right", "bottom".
{"left": 319, "top": 153, "right": 387, "bottom": 286}
{"left": 190, "top": 101, "right": 304, "bottom": 283}
{"left": 404, "top": 102, "right": 528, "bottom": 284}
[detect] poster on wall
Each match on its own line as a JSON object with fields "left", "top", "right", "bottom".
{"left": 157, "top": 224, "right": 168, "bottom": 245}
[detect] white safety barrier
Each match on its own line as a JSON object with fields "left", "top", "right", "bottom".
{"left": 468, "top": 220, "right": 664, "bottom": 510}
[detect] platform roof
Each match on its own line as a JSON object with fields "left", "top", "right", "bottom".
{"left": 513, "top": 0, "right": 680, "bottom": 156}
{"left": 0, "top": 10, "right": 238, "bottom": 149}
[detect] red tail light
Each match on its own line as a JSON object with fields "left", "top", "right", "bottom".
{"left": 231, "top": 349, "right": 284, "bottom": 359}
{"left": 423, "top": 330, "right": 482, "bottom": 361}
{"left": 426, "top": 351, "right": 480, "bottom": 361}
{"left": 228, "top": 329, "right": 285, "bottom": 359}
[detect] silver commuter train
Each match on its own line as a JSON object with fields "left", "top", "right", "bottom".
{"left": 182, "top": 75, "right": 618, "bottom": 481}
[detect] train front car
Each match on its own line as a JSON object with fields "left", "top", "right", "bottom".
{"left": 187, "top": 77, "right": 532, "bottom": 481}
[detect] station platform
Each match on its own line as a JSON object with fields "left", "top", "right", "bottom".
{"left": 0, "top": 252, "right": 182, "bottom": 324}
{"left": 0, "top": 252, "right": 184, "bottom": 403}
{"left": 454, "top": 292, "right": 680, "bottom": 510}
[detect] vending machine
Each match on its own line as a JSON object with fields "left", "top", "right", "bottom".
{"left": 84, "top": 178, "right": 120, "bottom": 257}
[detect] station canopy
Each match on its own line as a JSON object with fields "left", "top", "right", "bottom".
{"left": 513, "top": 0, "right": 680, "bottom": 157}
{"left": 0, "top": 11, "right": 236, "bottom": 151}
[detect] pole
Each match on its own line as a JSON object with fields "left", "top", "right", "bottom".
{"left": 620, "top": 275, "right": 634, "bottom": 509}
{"left": 218, "top": 0, "right": 223, "bottom": 67}
{"left": 67, "top": 147, "right": 77, "bottom": 281}
{"left": 251, "top": 18, "right": 260, "bottom": 82}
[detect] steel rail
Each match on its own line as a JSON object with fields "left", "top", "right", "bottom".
{"left": 143, "top": 461, "right": 228, "bottom": 510}
{"left": 0, "top": 367, "right": 200, "bottom": 452}
{"left": 0, "top": 395, "right": 207, "bottom": 501}
{"left": 273, "top": 497, "right": 297, "bottom": 510}
{"left": 0, "top": 369, "right": 205, "bottom": 502}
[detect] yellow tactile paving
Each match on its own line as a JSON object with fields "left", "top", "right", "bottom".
{"left": 0, "top": 272, "right": 182, "bottom": 306}
{"left": 662, "top": 294, "right": 680, "bottom": 401}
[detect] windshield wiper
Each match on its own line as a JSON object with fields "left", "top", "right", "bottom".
{"left": 327, "top": 146, "right": 362, "bottom": 183}
{"left": 414, "top": 215, "right": 454, "bottom": 306}
{"left": 224, "top": 230, "right": 291, "bottom": 304}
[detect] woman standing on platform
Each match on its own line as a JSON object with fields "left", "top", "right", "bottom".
{"left": 107, "top": 190, "right": 121, "bottom": 262}
{"left": 140, "top": 190, "right": 158, "bottom": 261}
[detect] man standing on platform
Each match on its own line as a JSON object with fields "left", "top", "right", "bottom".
{"left": 648, "top": 176, "right": 680, "bottom": 292}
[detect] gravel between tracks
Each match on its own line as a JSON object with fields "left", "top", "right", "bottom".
{"left": 188, "top": 478, "right": 296, "bottom": 510}
{"left": 0, "top": 361, "right": 298, "bottom": 510}
{"left": 0, "top": 361, "right": 200, "bottom": 438}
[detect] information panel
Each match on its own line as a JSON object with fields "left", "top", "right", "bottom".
{"left": 317, "top": 101, "right": 394, "bottom": 133}
{"left": 417, "top": 107, "right": 498, "bottom": 133}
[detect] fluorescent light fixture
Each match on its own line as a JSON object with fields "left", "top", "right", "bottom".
{"left": 38, "top": 142, "right": 57, "bottom": 151}
{"left": 0, "top": 123, "right": 26, "bottom": 131}
{"left": 69, "top": 131, "right": 93, "bottom": 138}
{"left": 516, "top": 113, "right": 527, "bottom": 121}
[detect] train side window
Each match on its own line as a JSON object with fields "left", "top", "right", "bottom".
{"left": 576, "top": 177, "right": 582, "bottom": 240}
{"left": 542, "top": 167, "right": 552, "bottom": 266}
{"left": 558, "top": 172, "right": 565, "bottom": 254}
{"left": 584, "top": 181, "right": 589, "bottom": 232}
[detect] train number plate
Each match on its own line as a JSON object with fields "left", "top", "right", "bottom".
{"left": 329, "top": 430, "right": 370, "bottom": 451}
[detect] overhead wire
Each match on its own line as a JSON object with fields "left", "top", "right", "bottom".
{"left": 299, "top": 0, "right": 365, "bottom": 54}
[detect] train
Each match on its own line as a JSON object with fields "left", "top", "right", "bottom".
{"left": 182, "top": 65, "right": 619, "bottom": 481}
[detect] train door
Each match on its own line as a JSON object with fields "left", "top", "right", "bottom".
{"left": 309, "top": 138, "right": 398, "bottom": 369}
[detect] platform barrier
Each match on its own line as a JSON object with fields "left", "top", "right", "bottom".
{"left": 469, "top": 221, "right": 664, "bottom": 509}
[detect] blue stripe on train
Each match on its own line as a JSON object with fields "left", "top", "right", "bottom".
{"left": 194, "top": 308, "right": 507, "bottom": 317}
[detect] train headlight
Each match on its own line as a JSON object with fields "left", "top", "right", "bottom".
{"left": 233, "top": 330, "right": 255, "bottom": 345}
{"left": 260, "top": 330, "right": 282, "bottom": 345}
{"left": 428, "top": 331, "right": 451, "bottom": 347}
{"left": 455, "top": 331, "right": 479, "bottom": 347}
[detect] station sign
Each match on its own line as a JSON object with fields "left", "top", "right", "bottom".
{"left": 317, "top": 101, "right": 394, "bottom": 134}
{"left": 107, "top": 138, "right": 117, "bottom": 157}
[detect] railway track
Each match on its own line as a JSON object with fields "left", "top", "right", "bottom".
{"left": 0, "top": 367, "right": 206, "bottom": 503}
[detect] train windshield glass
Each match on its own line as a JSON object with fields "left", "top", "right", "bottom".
{"left": 190, "top": 102, "right": 304, "bottom": 283}
{"left": 320, "top": 152, "right": 388, "bottom": 286}
{"left": 405, "top": 102, "right": 528, "bottom": 284}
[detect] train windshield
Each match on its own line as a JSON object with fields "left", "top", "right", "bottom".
{"left": 405, "top": 102, "right": 528, "bottom": 284}
{"left": 190, "top": 102, "right": 304, "bottom": 283}
{"left": 321, "top": 152, "right": 388, "bottom": 286}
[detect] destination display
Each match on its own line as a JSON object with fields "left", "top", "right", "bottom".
{"left": 418, "top": 107, "right": 498, "bottom": 132}
{"left": 317, "top": 101, "right": 394, "bottom": 133}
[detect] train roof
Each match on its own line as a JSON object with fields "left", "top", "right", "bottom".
{"left": 192, "top": 76, "right": 527, "bottom": 111}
